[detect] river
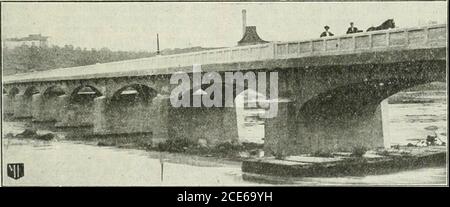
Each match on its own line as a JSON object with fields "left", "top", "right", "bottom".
{"left": 2, "top": 102, "right": 447, "bottom": 186}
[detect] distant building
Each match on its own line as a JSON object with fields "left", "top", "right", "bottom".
{"left": 3, "top": 34, "right": 49, "bottom": 48}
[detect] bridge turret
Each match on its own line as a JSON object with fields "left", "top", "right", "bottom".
{"left": 238, "top": 9, "right": 268, "bottom": 46}
{"left": 238, "top": 26, "right": 268, "bottom": 46}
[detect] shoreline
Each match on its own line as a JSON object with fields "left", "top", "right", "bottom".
{"left": 2, "top": 97, "right": 448, "bottom": 179}
{"left": 242, "top": 146, "right": 447, "bottom": 178}
{"left": 4, "top": 130, "right": 446, "bottom": 179}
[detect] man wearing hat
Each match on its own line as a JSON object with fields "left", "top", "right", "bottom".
{"left": 346, "top": 22, "right": 361, "bottom": 34}
{"left": 320, "top": 25, "right": 334, "bottom": 37}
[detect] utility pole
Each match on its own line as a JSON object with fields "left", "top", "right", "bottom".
{"left": 242, "top": 9, "right": 247, "bottom": 38}
{"left": 159, "top": 152, "right": 164, "bottom": 182}
{"left": 156, "top": 33, "right": 160, "bottom": 55}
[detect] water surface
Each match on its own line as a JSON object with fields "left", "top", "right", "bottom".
{"left": 2, "top": 102, "right": 447, "bottom": 186}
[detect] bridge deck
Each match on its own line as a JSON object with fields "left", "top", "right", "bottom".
{"left": 3, "top": 24, "right": 446, "bottom": 84}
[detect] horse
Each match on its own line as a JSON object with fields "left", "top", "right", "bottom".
{"left": 366, "top": 19, "right": 396, "bottom": 32}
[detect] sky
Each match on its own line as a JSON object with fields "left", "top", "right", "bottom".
{"left": 1, "top": 2, "right": 447, "bottom": 52}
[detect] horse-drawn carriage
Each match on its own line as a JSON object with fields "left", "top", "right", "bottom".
{"left": 366, "top": 19, "right": 396, "bottom": 32}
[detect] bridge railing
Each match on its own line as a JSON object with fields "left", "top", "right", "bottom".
{"left": 95, "top": 43, "right": 275, "bottom": 73}
{"left": 133, "top": 23, "right": 446, "bottom": 69}
{"left": 4, "top": 24, "right": 446, "bottom": 83}
{"left": 274, "top": 23, "right": 447, "bottom": 59}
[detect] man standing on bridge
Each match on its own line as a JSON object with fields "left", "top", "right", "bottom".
{"left": 346, "top": 22, "right": 362, "bottom": 34}
{"left": 320, "top": 26, "right": 334, "bottom": 37}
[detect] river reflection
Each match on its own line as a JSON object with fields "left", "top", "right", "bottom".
{"left": 2, "top": 102, "right": 448, "bottom": 186}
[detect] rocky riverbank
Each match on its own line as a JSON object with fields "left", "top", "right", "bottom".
{"left": 4, "top": 126, "right": 265, "bottom": 162}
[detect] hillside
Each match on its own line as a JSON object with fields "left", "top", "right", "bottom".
{"left": 2, "top": 45, "right": 221, "bottom": 76}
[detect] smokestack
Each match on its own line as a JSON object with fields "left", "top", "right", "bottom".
{"left": 156, "top": 33, "right": 160, "bottom": 55}
{"left": 242, "top": 9, "right": 247, "bottom": 38}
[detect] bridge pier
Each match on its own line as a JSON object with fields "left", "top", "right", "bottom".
{"left": 2, "top": 94, "right": 15, "bottom": 116}
{"left": 264, "top": 98, "right": 388, "bottom": 156}
{"left": 31, "top": 94, "right": 68, "bottom": 122}
{"left": 151, "top": 96, "right": 170, "bottom": 141}
{"left": 92, "top": 95, "right": 170, "bottom": 140}
{"left": 12, "top": 94, "right": 34, "bottom": 119}
{"left": 169, "top": 106, "right": 239, "bottom": 146}
{"left": 55, "top": 100, "right": 95, "bottom": 128}
{"left": 92, "top": 96, "right": 108, "bottom": 134}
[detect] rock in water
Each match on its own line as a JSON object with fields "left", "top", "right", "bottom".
{"left": 15, "top": 129, "right": 37, "bottom": 138}
{"left": 98, "top": 141, "right": 115, "bottom": 146}
{"left": 36, "top": 133, "right": 55, "bottom": 141}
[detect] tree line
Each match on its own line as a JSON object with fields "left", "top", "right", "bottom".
{"left": 2, "top": 44, "right": 222, "bottom": 76}
{"left": 2, "top": 45, "right": 157, "bottom": 75}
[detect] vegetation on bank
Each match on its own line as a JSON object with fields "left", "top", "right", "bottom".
{"left": 4, "top": 127, "right": 446, "bottom": 166}
{"left": 4, "top": 129, "right": 56, "bottom": 141}
{"left": 4, "top": 128, "right": 262, "bottom": 160}
{"left": 388, "top": 88, "right": 447, "bottom": 104}
{"left": 78, "top": 135, "right": 264, "bottom": 160}
{"left": 403, "top": 82, "right": 446, "bottom": 92}
{"left": 155, "top": 139, "right": 263, "bottom": 159}
{"left": 2, "top": 45, "right": 221, "bottom": 76}
{"left": 387, "top": 82, "right": 446, "bottom": 104}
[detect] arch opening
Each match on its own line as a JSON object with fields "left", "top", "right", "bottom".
{"left": 24, "top": 86, "right": 40, "bottom": 98}
{"left": 43, "top": 86, "right": 66, "bottom": 98}
{"left": 70, "top": 85, "right": 102, "bottom": 104}
{"left": 383, "top": 81, "right": 447, "bottom": 147}
{"left": 296, "top": 79, "right": 446, "bottom": 152}
{"left": 176, "top": 81, "right": 250, "bottom": 108}
{"left": 110, "top": 84, "right": 157, "bottom": 106}
{"left": 234, "top": 89, "right": 267, "bottom": 144}
{"left": 177, "top": 83, "right": 225, "bottom": 107}
{"left": 299, "top": 78, "right": 428, "bottom": 124}
{"left": 102, "top": 84, "right": 159, "bottom": 135}
{"left": 7, "top": 87, "right": 19, "bottom": 97}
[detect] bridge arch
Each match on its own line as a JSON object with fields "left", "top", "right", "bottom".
{"left": 43, "top": 85, "right": 66, "bottom": 98}
{"left": 289, "top": 77, "right": 444, "bottom": 154}
{"left": 29, "top": 85, "right": 68, "bottom": 122}
{"left": 299, "top": 78, "right": 440, "bottom": 123}
{"left": 23, "top": 86, "right": 40, "bottom": 98}
{"left": 8, "top": 86, "right": 42, "bottom": 118}
{"left": 175, "top": 80, "right": 250, "bottom": 108}
{"left": 384, "top": 81, "right": 447, "bottom": 143}
{"left": 69, "top": 85, "right": 103, "bottom": 104}
{"left": 97, "top": 84, "right": 160, "bottom": 135}
{"left": 54, "top": 85, "right": 104, "bottom": 128}
{"left": 3, "top": 87, "right": 20, "bottom": 115}
{"left": 7, "top": 87, "right": 20, "bottom": 97}
{"left": 110, "top": 84, "right": 158, "bottom": 105}
{"left": 168, "top": 80, "right": 261, "bottom": 146}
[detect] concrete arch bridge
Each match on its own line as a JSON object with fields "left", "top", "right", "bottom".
{"left": 3, "top": 24, "right": 446, "bottom": 156}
